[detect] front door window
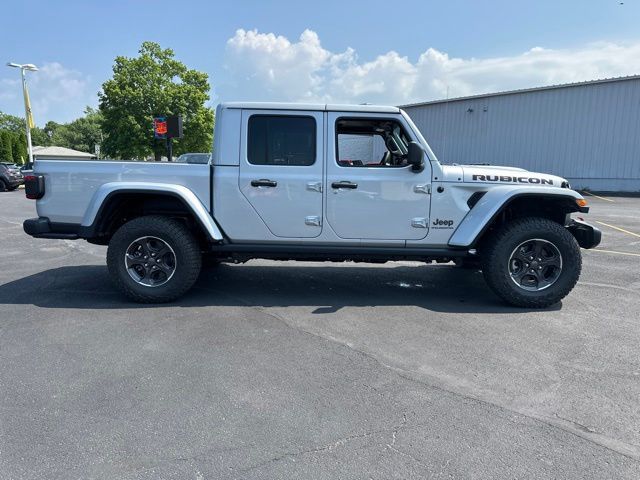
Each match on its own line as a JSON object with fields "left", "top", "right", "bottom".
{"left": 336, "top": 118, "right": 411, "bottom": 168}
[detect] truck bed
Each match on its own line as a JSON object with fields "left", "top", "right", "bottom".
{"left": 34, "top": 160, "right": 210, "bottom": 224}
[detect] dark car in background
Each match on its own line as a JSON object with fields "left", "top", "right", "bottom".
{"left": 0, "top": 163, "right": 24, "bottom": 191}
{"left": 175, "top": 153, "right": 210, "bottom": 164}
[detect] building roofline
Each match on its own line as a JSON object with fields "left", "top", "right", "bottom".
{"left": 32, "top": 145, "right": 96, "bottom": 157}
{"left": 399, "top": 74, "right": 640, "bottom": 108}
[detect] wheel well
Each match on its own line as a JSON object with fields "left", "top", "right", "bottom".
{"left": 86, "top": 192, "right": 209, "bottom": 246}
{"left": 474, "top": 195, "right": 579, "bottom": 248}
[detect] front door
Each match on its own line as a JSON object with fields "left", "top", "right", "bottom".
{"left": 325, "top": 112, "right": 432, "bottom": 240}
{"left": 239, "top": 110, "right": 324, "bottom": 238}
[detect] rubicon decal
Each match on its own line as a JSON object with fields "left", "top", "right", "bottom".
{"left": 472, "top": 174, "right": 554, "bottom": 185}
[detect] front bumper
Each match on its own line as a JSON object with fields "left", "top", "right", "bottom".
{"left": 567, "top": 219, "right": 601, "bottom": 249}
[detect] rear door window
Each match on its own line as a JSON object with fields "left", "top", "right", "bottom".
{"left": 248, "top": 115, "right": 316, "bottom": 166}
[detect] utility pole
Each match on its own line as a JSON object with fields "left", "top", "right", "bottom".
{"left": 6, "top": 62, "right": 38, "bottom": 166}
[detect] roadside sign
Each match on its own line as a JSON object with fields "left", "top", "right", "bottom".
{"left": 154, "top": 115, "right": 183, "bottom": 161}
{"left": 153, "top": 117, "right": 167, "bottom": 138}
{"left": 167, "top": 115, "right": 183, "bottom": 138}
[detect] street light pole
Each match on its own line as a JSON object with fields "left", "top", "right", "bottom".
{"left": 20, "top": 68, "right": 34, "bottom": 165}
{"left": 6, "top": 62, "right": 38, "bottom": 167}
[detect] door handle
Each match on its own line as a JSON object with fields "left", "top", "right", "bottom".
{"left": 331, "top": 181, "right": 358, "bottom": 190}
{"left": 251, "top": 179, "right": 277, "bottom": 188}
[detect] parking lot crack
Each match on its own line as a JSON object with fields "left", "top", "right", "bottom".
{"left": 239, "top": 414, "right": 410, "bottom": 474}
{"left": 213, "top": 293, "right": 640, "bottom": 463}
{"left": 388, "top": 370, "right": 640, "bottom": 463}
{"left": 386, "top": 443, "right": 432, "bottom": 471}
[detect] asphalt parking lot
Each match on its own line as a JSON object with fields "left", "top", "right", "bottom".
{"left": 1, "top": 190, "right": 639, "bottom": 479}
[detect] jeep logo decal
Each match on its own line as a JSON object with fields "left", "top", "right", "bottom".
{"left": 432, "top": 218, "right": 454, "bottom": 229}
{"left": 472, "top": 174, "right": 553, "bottom": 185}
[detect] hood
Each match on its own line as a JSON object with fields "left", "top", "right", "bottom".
{"left": 459, "top": 164, "right": 568, "bottom": 188}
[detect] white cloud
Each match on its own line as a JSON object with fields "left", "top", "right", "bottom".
{"left": 222, "top": 29, "right": 640, "bottom": 104}
{"left": 224, "top": 29, "right": 331, "bottom": 101}
{"left": 0, "top": 62, "right": 93, "bottom": 125}
{"left": 0, "top": 78, "right": 20, "bottom": 101}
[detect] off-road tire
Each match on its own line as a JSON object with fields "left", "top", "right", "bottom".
{"left": 107, "top": 215, "right": 202, "bottom": 303}
{"left": 481, "top": 217, "right": 581, "bottom": 308}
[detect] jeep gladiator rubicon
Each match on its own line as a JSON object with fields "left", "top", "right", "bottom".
{"left": 23, "top": 102, "right": 601, "bottom": 307}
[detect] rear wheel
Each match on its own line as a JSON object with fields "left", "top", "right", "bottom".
{"left": 107, "top": 215, "right": 202, "bottom": 303}
{"left": 481, "top": 217, "right": 581, "bottom": 308}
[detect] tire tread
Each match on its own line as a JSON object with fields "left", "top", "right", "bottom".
{"left": 107, "top": 215, "right": 201, "bottom": 303}
{"left": 481, "top": 217, "right": 582, "bottom": 308}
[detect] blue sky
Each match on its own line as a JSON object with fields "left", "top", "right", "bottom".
{"left": 1, "top": 0, "right": 639, "bottom": 125}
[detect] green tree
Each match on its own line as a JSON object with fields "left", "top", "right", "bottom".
{"left": 0, "top": 131, "right": 14, "bottom": 162}
{"left": 43, "top": 120, "right": 61, "bottom": 143}
{"left": 12, "top": 132, "right": 28, "bottom": 164}
{"left": 99, "top": 42, "right": 214, "bottom": 160}
{"left": 47, "top": 107, "right": 103, "bottom": 154}
{"left": 174, "top": 108, "right": 214, "bottom": 155}
{"left": 0, "top": 110, "right": 52, "bottom": 155}
{"left": 30, "top": 126, "right": 50, "bottom": 147}
{"left": 0, "top": 112, "right": 24, "bottom": 132}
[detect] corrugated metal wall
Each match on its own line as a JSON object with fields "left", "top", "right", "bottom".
{"left": 403, "top": 78, "right": 640, "bottom": 192}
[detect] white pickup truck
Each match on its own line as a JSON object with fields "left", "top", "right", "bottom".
{"left": 23, "top": 102, "right": 600, "bottom": 307}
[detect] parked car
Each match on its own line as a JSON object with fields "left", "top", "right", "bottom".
{"left": 23, "top": 102, "right": 600, "bottom": 307}
{"left": 0, "top": 163, "right": 24, "bottom": 191}
{"left": 2, "top": 162, "right": 20, "bottom": 173}
{"left": 20, "top": 163, "right": 34, "bottom": 175}
{"left": 175, "top": 153, "right": 211, "bottom": 164}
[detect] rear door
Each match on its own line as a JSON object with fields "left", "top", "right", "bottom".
{"left": 239, "top": 110, "right": 324, "bottom": 238}
{"left": 325, "top": 112, "right": 432, "bottom": 240}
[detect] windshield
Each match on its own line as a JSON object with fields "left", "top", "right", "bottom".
{"left": 175, "top": 153, "right": 210, "bottom": 164}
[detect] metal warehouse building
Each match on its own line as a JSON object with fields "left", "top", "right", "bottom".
{"left": 401, "top": 76, "right": 640, "bottom": 192}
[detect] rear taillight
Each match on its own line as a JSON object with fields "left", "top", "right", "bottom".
{"left": 24, "top": 175, "right": 45, "bottom": 200}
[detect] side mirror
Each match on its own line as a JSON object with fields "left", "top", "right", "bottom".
{"left": 407, "top": 141, "right": 425, "bottom": 172}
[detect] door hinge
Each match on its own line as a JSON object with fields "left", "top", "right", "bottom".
{"left": 413, "top": 184, "right": 431, "bottom": 195}
{"left": 411, "top": 217, "right": 428, "bottom": 228}
{"left": 305, "top": 215, "right": 322, "bottom": 227}
{"left": 306, "top": 181, "right": 322, "bottom": 193}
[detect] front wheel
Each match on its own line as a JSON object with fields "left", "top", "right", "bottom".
{"left": 107, "top": 215, "right": 202, "bottom": 303}
{"left": 481, "top": 217, "right": 582, "bottom": 308}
